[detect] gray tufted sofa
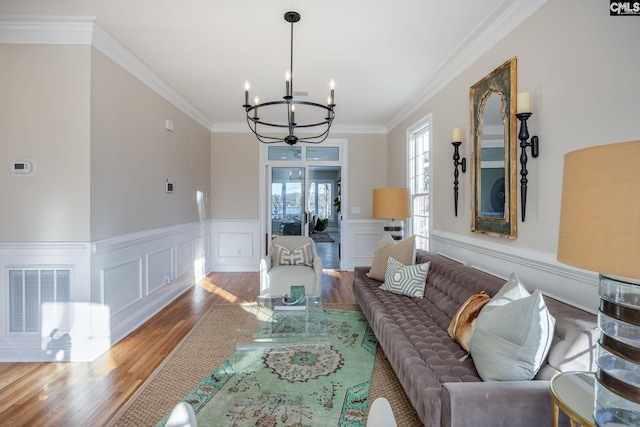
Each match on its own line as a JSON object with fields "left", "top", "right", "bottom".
{"left": 353, "top": 250, "right": 599, "bottom": 426}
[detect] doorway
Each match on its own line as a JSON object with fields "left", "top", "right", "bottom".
{"left": 261, "top": 141, "right": 347, "bottom": 270}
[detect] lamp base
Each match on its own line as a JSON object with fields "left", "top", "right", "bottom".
{"left": 383, "top": 221, "right": 404, "bottom": 241}
{"left": 595, "top": 274, "right": 640, "bottom": 426}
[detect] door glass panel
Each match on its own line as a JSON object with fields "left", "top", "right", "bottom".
{"left": 268, "top": 146, "right": 302, "bottom": 161}
{"left": 271, "top": 167, "right": 305, "bottom": 237}
{"left": 306, "top": 147, "right": 339, "bottom": 161}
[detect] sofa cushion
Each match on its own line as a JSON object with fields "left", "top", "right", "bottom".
{"left": 380, "top": 257, "right": 430, "bottom": 298}
{"left": 272, "top": 242, "right": 313, "bottom": 266}
{"left": 448, "top": 292, "right": 491, "bottom": 351}
{"left": 367, "top": 235, "right": 415, "bottom": 281}
{"left": 470, "top": 283, "right": 555, "bottom": 381}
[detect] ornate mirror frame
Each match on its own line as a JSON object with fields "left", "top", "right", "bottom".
{"left": 470, "top": 58, "right": 517, "bottom": 238}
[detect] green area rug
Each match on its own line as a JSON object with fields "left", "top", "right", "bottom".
{"left": 156, "top": 310, "right": 377, "bottom": 427}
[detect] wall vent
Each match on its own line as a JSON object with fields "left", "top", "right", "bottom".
{"left": 8, "top": 268, "right": 71, "bottom": 334}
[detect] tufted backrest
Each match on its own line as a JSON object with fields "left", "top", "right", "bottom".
{"left": 414, "top": 250, "right": 599, "bottom": 378}
{"left": 416, "top": 250, "right": 505, "bottom": 318}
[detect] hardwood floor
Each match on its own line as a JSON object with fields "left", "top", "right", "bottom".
{"left": 0, "top": 270, "right": 356, "bottom": 426}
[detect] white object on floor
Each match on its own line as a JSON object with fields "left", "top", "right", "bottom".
{"left": 165, "top": 402, "right": 197, "bottom": 427}
{"left": 367, "top": 397, "right": 397, "bottom": 427}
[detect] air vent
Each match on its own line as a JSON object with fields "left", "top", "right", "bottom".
{"left": 8, "top": 268, "right": 71, "bottom": 333}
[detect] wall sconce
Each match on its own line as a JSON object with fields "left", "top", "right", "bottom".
{"left": 451, "top": 128, "right": 466, "bottom": 217}
{"left": 516, "top": 92, "right": 539, "bottom": 222}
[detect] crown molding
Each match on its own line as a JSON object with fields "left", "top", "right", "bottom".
{"left": 0, "top": 15, "right": 213, "bottom": 130}
{"left": 210, "top": 121, "right": 387, "bottom": 135}
{"left": 384, "top": 0, "right": 548, "bottom": 132}
{"left": 0, "top": 15, "right": 95, "bottom": 44}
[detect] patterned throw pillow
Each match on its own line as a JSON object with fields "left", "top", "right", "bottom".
{"left": 272, "top": 242, "right": 313, "bottom": 266}
{"left": 380, "top": 257, "right": 430, "bottom": 298}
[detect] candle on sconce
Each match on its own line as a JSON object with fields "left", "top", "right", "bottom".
{"left": 452, "top": 128, "right": 462, "bottom": 142}
{"left": 517, "top": 92, "right": 531, "bottom": 114}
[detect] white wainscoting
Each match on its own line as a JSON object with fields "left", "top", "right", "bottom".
{"left": 341, "top": 219, "right": 386, "bottom": 271}
{"left": 430, "top": 230, "right": 599, "bottom": 313}
{"left": 210, "top": 219, "right": 262, "bottom": 272}
{"left": 0, "top": 221, "right": 214, "bottom": 362}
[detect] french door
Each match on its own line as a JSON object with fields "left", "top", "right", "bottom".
{"left": 270, "top": 166, "right": 306, "bottom": 238}
{"left": 261, "top": 142, "right": 347, "bottom": 265}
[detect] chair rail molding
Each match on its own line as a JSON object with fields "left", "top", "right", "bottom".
{"left": 430, "top": 230, "right": 599, "bottom": 313}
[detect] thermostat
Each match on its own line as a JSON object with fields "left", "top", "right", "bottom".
{"left": 12, "top": 159, "right": 36, "bottom": 176}
{"left": 165, "top": 179, "right": 174, "bottom": 193}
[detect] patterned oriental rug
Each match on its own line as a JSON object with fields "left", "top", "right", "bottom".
{"left": 109, "top": 304, "right": 422, "bottom": 427}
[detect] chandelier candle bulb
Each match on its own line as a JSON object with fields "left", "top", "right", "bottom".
{"left": 517, "top": 92, "right": 531, "bottom": 114}
{"left": 285, "top": 71, "right": 291, "bottom": 97}
{"left": 330, "top": 79, "right": 335, "bottom": 105}
{"left": 452, "top": 128, "right": 462, "bottom": 142}
{"left": 244, "top": 81, "right": 250, "bottom": 105}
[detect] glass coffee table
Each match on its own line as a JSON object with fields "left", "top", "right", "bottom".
{"left": 236, "top": 295, "right": 329, "bottom": 350}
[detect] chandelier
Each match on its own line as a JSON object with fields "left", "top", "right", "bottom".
{"left": 242, "top": 11, "right": 336, "bottom": 145}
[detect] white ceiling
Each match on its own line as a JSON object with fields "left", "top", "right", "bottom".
{"left": 0, "top": 0, "right": 544, "bottom": 133}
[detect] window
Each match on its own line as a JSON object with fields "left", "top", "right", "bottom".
{"left": 408, "top": 116, "right": 431, "bottom": 250}
{"left": 308, "top": 180, "right": 333, "bottom": 220}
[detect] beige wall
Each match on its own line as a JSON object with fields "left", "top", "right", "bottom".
{"left": 1, "top": 44, "right": 91, "bottom": 242}
{"left": 1, "top": 44, "right": 211, "bottom": 243}
{"left": 210, "top": 133, "right": 260, "bottom": 219}
{"left": 387, "top": 0, "right": 640, "bottom": 256}
{"left": 210, "top": 132, "right": 387, "bottom": 220}
{"left": 90, "top": 48, "right": 211, "bottom": 240}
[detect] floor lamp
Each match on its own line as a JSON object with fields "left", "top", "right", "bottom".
{"left": 557, "top": 141, "right": 640, "bottom": 426}
{"left": 372, "top": 188, "right": 411, "bottom": 241}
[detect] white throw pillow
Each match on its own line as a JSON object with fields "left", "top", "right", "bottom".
{"left": 380, "top": 257, "right": 430, "bottom": 298}
{"left": 470, "top": 274, "right": 555, "bottom": 381}
{"left": 272, "top": 242, "right": 313, "bottom": 266}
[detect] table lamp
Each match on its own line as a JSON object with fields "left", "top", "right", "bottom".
{"left": 557, "top": 140, "right": 640, "bottom": 426}
{"left": 372, "top": 188, "right": 411, "bottom": 240}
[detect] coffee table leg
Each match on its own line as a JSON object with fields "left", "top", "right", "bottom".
{"left": 552, "top": 400, "right": 559, "bottom": 427}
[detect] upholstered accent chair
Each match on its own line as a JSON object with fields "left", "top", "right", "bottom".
{"left": 259, "top": 236, "right": 323, "bottom": 296}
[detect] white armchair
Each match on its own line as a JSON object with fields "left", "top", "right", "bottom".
{"left": 259, "top": 236, "right": 323, "bottom": 296}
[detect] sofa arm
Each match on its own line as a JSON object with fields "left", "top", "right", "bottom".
{"left": 259, "top": 256, "right": 271, "bottom": 295}
{"left": 312, "top": 255, "right": 323, "bottom": 296}
{"left": 441, "top": 380, "right": 569, "bottom": 427}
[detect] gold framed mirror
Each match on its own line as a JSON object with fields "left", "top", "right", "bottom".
{"left": 470, "top": 58, "right": 517, "bottom": 238}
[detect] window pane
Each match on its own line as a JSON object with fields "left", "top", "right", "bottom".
{"left": 268, "top": 146, "right": 301, "bottom": 161}
{"left": 306, "top": 147, "right": 339, "bottom": 161}
{"left": 408, "top": 119, "right": 430, "bottom": 250}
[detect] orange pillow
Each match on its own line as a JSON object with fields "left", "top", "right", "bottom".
{"left": 448, "top": 293, "right": 491, "bottom": 351}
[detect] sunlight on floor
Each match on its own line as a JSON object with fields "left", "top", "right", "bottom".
{"left": 322, "top": 269, "right": 343, "bottom": 278}
{"left": 198, "top": 279, "right": 242, "bottom": 303}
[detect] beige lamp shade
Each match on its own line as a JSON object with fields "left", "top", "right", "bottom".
{"left": 557, "top": 140, "right": 640, "bottom": 280}
{"left": 372, "top": 188, "right": 411, "bottom": 219}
